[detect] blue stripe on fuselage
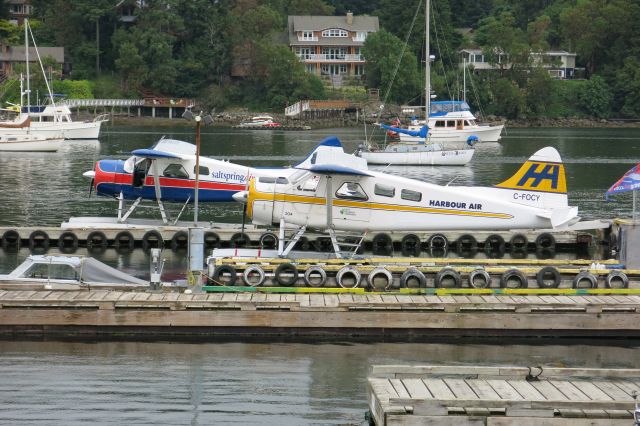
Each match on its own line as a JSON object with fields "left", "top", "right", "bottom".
{"left": 96, "top": 183, "right": 237, "bottom": 202}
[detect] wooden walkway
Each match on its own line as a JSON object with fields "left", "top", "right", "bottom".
{"left": 0, "top": 290, "right": 639, "bottom": 338}
{"left": 368, "top": 365, "right": 640, "bottom": 425}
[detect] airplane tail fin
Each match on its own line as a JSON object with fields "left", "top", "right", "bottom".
{"left": 495, "top": 147, "right": 578, "bottom": 227}
{"left": 296, "top": 136, "right": 368, "bottom": 171}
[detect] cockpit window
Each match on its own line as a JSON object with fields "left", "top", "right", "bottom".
{"left": 194, "top": 165, "right": 210, "bottom": 176}
{"left": 401, "top": 188, "right": 422, "bottom": 202}
{"left": 259, "top": 176, "right": 289, "bottom": 184}
{"left": 163, "top": 164, "right": 189, "bottom": 179}
{"left": 336, "top": 182, "right": 367, "bottom": 200}
{"left": 289, "top": 170, "right": 309, "bottom": 184}
{"left": 297, "top": 175, "right": 320, "bottom": 191}
{"left": 374, "top": 183, "right": 395, "bottom": 197}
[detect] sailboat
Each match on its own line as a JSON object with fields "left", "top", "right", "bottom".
{"left": 0, "top": 20, "right": 106, "bottom": 140}
{"left": 357, "top": 0, "right": 474, "bottom": 166}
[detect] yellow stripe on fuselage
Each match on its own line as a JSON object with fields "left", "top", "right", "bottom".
{"left": 246, "top": 179, "right": 513, "bottom": 220}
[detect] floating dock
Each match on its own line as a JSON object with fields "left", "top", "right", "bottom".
{"left": 1, "top": 289, "right": 640, "bottom": 339}
{"left": 368, "top": 365, "right": 640, "bottom": 425}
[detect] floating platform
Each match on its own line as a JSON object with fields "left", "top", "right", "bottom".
{"left": 368, "top": 365, "right": 640, "bottom": 425}
{"left": 231, "top": 125, "right": 311, "bottom": 130}
{"left": 1, "top": 289, "right": 640, "bottom": 339}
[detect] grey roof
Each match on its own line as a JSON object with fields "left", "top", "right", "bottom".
{"left": 0, "top": 46, "right": 65, "bottom": 63}
{"left": 289, "top": 15, "right": 378, "bottom": 33}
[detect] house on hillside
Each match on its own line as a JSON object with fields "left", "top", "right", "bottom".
{"left": 287, "top": 12, "right": 379, "bottom": 79}
{"left": 459, "top": 48, "right": 577, "bottom": 79}
{"left": 0, "top": 45, "right": 65, "bottom": 76}
{"left": 6, "top": 0, "right": 32, "bottom": 25}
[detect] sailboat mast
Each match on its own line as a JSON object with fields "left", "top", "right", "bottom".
{"left": 424, "top": 0, "right": 430, "bottom": 122}
{"left": 25, "top": 19, "right": 30, "bottom": 114}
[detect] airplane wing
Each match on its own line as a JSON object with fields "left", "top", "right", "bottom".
{"left": 296, "top": 164, "right": 372, "bottom": 176}
{"left": 130, "top": 148, "right": 183, "bottom": 159}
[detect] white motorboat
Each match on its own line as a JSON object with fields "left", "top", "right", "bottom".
{"left": 237, "top": 115, "right": 281, "bottom": 128}
{"left": 0, "top": 133, "right": 63, "bottom": 152}
{"left": 357, "top": 0, "right": 474, "bottom": 166}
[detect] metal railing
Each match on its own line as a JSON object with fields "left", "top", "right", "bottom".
{"left": 296, "top": 54, "right": 364, "bottom": 62}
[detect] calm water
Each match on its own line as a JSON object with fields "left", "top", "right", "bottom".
{"left": 1, "top": 125, "right": 640, "bottom": 424}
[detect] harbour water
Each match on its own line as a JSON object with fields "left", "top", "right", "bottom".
{"left": 1, "top": 125, "right": 640, "bottom": 424}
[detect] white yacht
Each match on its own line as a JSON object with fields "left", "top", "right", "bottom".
{"left": 0, "top": 133, "right": 63, "bottom": 152}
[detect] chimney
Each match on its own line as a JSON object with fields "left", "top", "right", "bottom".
{"left": 346, "top": 11, "right": 353, "bottom": 25}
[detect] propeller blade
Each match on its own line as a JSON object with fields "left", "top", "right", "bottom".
{"left": 88, "top": 178, "right": 94, "bottom": 198}
{"left": 241, "top": 204, "right": 247, "bottom": 234}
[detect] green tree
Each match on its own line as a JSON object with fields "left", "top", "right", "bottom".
{"left": 577, "top": 74, "right": 612, "bottom": 118}
{"left": 363, "top": 29, "right": 421, "bottom": 104}
{"left": 474, "top": 11, "right": 530, "bottom": 74}
{"left": 525, "top": 67, "right": 554, "bottom": 116}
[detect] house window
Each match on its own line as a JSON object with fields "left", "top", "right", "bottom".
{"left": 374, "top": 184, "right": 395, "bottom": 198}
{"left": 163, "top": 164, "right": 189, "bottom": 179}
{"left": 354, "top": 31, "right": 367, "bottom": 41}
{"left": 322, "top": 47, "right": 347, "bottom": 60}
{"left": 322, "top": 29, "right": 348, "bottom": 37}
{"left": 300, "top": 31, "right": 315, "bottom": 40}
{"left": 354, "top": 65, "right": 364, "bottom": 76}
{"left": 306, "top": 64, "right": 316, "bottom": 73}
{"left": 401, "top": 189, "right": 422, "bottom": 202}
{"left": 474, "top": 54, "right": 484, "bottom": 63}
{"left": 295, "top": 47, "right": 313, "bottom": 59}
{"left": 336, "top": 182, "right": 368, "bottom": 200}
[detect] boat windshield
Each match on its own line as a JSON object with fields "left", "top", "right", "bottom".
{"left": 430, "top": 101, "right": 471, "bottom": 114}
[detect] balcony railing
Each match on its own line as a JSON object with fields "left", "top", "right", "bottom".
{"left": 296, "top": 54, "right": 364, "bottom": 62}
{"left": 297, "top": 36, "right": 318, "bottom": 42}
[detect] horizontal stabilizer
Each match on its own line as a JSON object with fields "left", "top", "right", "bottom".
{"left": 537, "top": 206, "right": 579, "bottom": 228}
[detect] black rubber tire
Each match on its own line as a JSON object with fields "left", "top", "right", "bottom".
{"left": 468, "top": 268, "right": 492, "bottom": 289}
{"left": 170, "top": 231, "right": 189, "bottom": 251}
{"left": 315, "top": 237, "right": 333, "bottom": 252}
{"left": 399, "top": 268, "right": 427, "bottom": 288}
{"left": 213, "top": 265, "right": 237, "bottom": 286}
{"left": 58, "top": 231, "right": 78, "bottom": 252}
{"left": 535, "top": 248, "right": 556, "bottom": 260}
{"left": 274, "top": 263, "right": 299, "bottom": 287}
{"left": 303, "top": 266, "right": 327, "bottom": 287}
{"left": 294, "top": 236, "right": 311, "bottom": 251}
{"left": 605, "top": 270, "right": 629, "bottom": 289}
{"left": 28, "top": 230, "right": 50, "bottom": 251}
{"left": 242, "top": 265, "right": 266, "bottom": 286}
{"left": 456, "top": 234, "right": 478, "bottom": 251}
{"left": 86, "top": 231, "right": 108, "bottom": 251}
{"left": 230, "top": 232, "right": 250, "bottom": 248}
{"left": 259, "top": 232, "right": 278, "bottom": 249}
{"left": 536, "top": 266, "right": 561, "bottom": 289}
{"left": 400, "top": 234, "right": 421, "bottom": 257}
{"left": 204, "top": 232, "right": 220, "bottom": 249}
{"left": 367, "top": 267, "right": 394, "bottom": 291}
{"left": 371, "top": 233, "right": 393, "bottom": 256}
{"left": 535, "top": 232, "right": 556, "bottom": 251}
{"left": 500, "top": 269, "right": 528, "bottom": 289}
{"left": 484, "top": 234, "right": 505, "bottom": 258}
{"left": 114, "top": 231, "right": 135, "bottom": 251}
{"left": 336, "top": 266, "right": 361, "bottom": 289}
{"left": 435, "top": 267, "right": 461, "bottom": 288}
{"left": 142, "top": 230, "right": 164, "bottom": 251}
{"left": 572, "top": 271, "right": 598, "bottom": 289}
{"left": 426, "top": 233, "right": 449, "bottom": 250}
{"left": 1, "top": 230, "right": 21, "bottom": 250}
{"left": 509, "top": 233, "right": 529, "bottom": 250}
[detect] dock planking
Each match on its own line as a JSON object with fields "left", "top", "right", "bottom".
{"left": 368, "top": 365, "right": 640, "bottom": 425}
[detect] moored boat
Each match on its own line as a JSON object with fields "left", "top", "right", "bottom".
{"left": 0, "top": 133, "right": 63, "bottom": 152}
{"left": 237, "top": 115, "right": 281, "bottom": 128}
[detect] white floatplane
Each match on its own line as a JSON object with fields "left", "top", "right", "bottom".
{"left": 231, "top": 136, "right": 579, "bottom": 257}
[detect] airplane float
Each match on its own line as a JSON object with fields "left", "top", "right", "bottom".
{"left": 82, "top": 137, "right": 324, "bottom": 224}
{"left": 231, "top": 136, "right": 579, "bottom": 257}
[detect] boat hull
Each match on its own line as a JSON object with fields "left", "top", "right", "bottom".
{"left": 360, "top": 148, "right": 474, "bottom": 165}
{"left": 0, "top": 138, "right": 62, "bottom": 152}
{"left": 0, "top": 120, "right": 103, "bottom": 139}
{"left": 399, "top": 124, "right": 504, "bottom": 143}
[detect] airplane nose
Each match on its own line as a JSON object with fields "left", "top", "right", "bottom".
{"left": 83, "top": 170, "right": 96, "bottom": 179}
{"left": 232, "top": 191, "right": 247, "bottom": 204}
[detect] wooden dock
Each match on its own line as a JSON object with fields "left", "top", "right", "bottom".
{"left": 1, "top": 290, "right": 640, "bottom": 339}
{"left": 368, "top": 365, "right": 640, "bottom": 425}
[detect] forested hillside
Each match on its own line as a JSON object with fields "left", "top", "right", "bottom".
{"left": 0, "top": 0, "right": 638, "bottom": 119}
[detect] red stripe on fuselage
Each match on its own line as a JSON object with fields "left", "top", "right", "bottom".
{"left": 109, "top": 171, "right": 244, "bottom": 191}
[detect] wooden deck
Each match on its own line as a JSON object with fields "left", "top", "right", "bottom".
{"left": 0, "top": 290, "right": 639, "bottom": 339}
{"left": 368, "top": 365, "right": 640, "bottom": 425}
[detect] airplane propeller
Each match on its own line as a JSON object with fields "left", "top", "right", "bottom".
{"left": 83, "top": 170, "right": 96, "bottom": 198}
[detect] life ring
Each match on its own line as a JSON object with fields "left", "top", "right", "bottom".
{"left": 170, "top": 231, "right": 189, "bottom": 251}
{"left": 142, "top": 230, "right": 164, "bottom": 251}
{"left": 295, "top": 236, "right": 311, "bottom": 251}
{"left": 536, "top": 266, "right": 561, "bottom": 289}
{"left": 114, "top": 231, "right": 135, "bottom": 251}
{"left": 399, "top": 267, "right": 427, "bottom": 288}
{"left": 426, "top": 233, "right": 448, "bottom": 250}
{"left": 213, "top": 265, "right": 237, "bottom": 286}
{"left": 230, "top": 232, "right": 250, "bottom": 248}
{"left": 274, "top": 263, "right": 299, "bottom": 286}
{"left": 336, "top": 266, "right": 361, "bottom": 288}
{"left": 57, "top": 231, "right": 78, "bottom": 252}
{"left": 572, "top": 271, "right": 598, "bottom": 289}
{"left": 86, "top": 231, "right": 108, "bottom": 251}
{"left": 315, "top": 237, "right": 333, "bottom": 252}
{"left": 1, "top": 230, "right": 20, "bottom": 250}
{"left": 303, "top": 266, "right": 327, "bottom": 287}
{"left": 468, "top": 268, "right": 492, "bottom": 289}
{"left": 204, "top": 232, "right": 220, "bottom": 249}
{"left": 435, "top": 267, "right": 461, "bottom": 288}
{"left": 28, "top": 230, "right": 50, "bottom": 251}
{"left": 605, "top": 270, "right": 629, "bottom": 289}
{"left": 243, "top": 265, "right": 266, "bottom": 286}
{"left": 367, "top": 267, "right": 394, "bottom": 290}
{"left": 535, "top": 233, "right": 556, "bottom": 251}
{"left": 259, "top": 232, "right": 278, "bottom": 249}
{"left": 509, "top": 233, "right": 528, "bottom": 250}
{"left": 500, "top": 269, "right": 528, "bottom": 289}
{"left": 372, "top": 233, "right": 393, "bottom": 256}
{"left": 484, "top": 234, "right": 505, "bottom": 258}
{"left": 400, "top": 234, "right": 421, "bottom": 257}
